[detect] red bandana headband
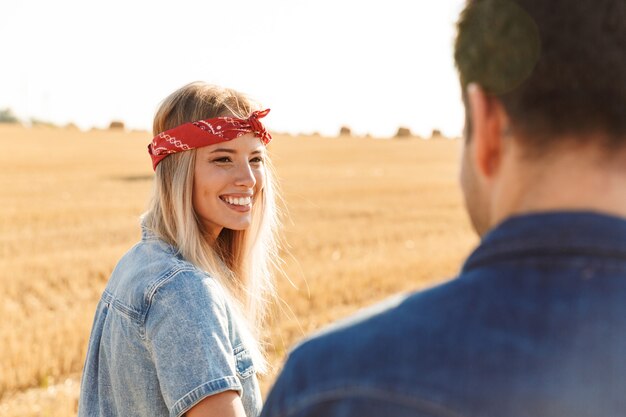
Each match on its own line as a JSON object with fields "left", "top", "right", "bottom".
{"left": 148, "top": 109, "right": 272, "bottom": 170}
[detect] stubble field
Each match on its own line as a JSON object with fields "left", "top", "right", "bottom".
{"left": 0, "top": 125, "right": 477, "bottom": 416}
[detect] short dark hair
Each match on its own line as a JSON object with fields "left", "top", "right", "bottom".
{"left": 455, "top": 0, "right": 626, "bottom": 148}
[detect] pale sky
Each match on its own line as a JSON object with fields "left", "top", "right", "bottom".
{"left": 1, "top": 0, "right": 466, "bottom": 137}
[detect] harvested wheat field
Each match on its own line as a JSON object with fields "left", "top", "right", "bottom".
{"left": 0, "top": 125, "right": 477, "bottom": 417}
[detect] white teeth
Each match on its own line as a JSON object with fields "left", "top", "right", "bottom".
{"left": 223, "top": 196, "right": 252, "bottom": 206}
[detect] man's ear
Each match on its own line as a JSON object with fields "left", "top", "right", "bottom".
{"left": 467, "top": 83, "right": 508, "bottom": 179}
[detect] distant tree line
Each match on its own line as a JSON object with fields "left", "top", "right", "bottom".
{"left": 0, "top": 107, "right": 128, "bottom": 130}
{"left": 0, "top": 108, "right": 19, "bottom": 124}
{"left": 0, "top": 108, "right": 55, "bottom": 126}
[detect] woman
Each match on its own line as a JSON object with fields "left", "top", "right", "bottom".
{"left": 79, "top": 82, "right": 281, "bottom": 417}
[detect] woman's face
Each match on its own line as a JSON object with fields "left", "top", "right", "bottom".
{"left": 192, "top": 133, "right": 266, "bottom": 239}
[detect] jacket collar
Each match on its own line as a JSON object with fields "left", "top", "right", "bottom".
{"left": 462, "top": 211, "right": 626, "bottom": 272}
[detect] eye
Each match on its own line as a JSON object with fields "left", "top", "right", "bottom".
{"left": 250, "top": 156, "right": 264, "bottom": 164}
{"left": 212, "top": 156, "right": 232, "bottom": 163}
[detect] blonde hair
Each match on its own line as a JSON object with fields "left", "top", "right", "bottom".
{"left": 142, "top": 82, "right": 280, "bottom": 372}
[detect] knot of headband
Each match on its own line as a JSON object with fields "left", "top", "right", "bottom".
{"left": 148, "top": 109, "right": 272, "bottom": 170}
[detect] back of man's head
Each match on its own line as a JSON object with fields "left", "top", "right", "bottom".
{"left": 455, "top": 0, "right": 626, "bottom": 150}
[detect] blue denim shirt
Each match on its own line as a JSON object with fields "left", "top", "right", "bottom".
{"left": 79, "top": 225, "right": 262, "bottom": 417}
{"left": 261, "top": 212, "right": 626, "bottom": 417}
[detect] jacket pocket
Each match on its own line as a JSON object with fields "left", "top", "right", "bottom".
{"left": 233, "top": 344, "right": 255, "bottom": 379}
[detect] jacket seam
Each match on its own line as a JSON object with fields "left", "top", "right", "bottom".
{"left": 275, "top": 386, "right": 465, "bottom": 417}
{"left": 464, "top": 253, "right": 626, "bottom": 274}
{"left": 140, "top": 266, "right": 200, "bottom": 339}
{"left": 233, "top": 344, "right": 256, "bottom": 379}
{"left": 102, "top": 290, "right": 143, "bottom": 322}
{"left": 170, "top": 375, "right": 242, "bottom": 417}
{"left": 465, "top": 239, "right": 626, "bottom": 271}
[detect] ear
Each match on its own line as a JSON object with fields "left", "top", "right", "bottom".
{"left": 466, "top": 83, "right": 508, "bottom": 179}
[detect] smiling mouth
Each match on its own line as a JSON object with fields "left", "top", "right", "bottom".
{"left": 220, "top": 195, "right": 253, "bottom": 207}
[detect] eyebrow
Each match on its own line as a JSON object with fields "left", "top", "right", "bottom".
{"left": 210, "top": 148, "right": 263, "bottom": 154}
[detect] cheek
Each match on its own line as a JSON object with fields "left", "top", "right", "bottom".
{"left": 192, "top": 166, "right": 219, "bottom": 209}
{"left": 192, "top": 172, "right": 201, "bottom": 209}
{"left": 254, "top": 167, "right": 266, "bottom": 192}
{"left": 191, "top": 179, "right": 207, "bottom": 217}
{"left": 459, "top": 147, "right": 471, "bottom": 195}
{"left": 460, "top": 149, "right": 481, "bottom": 213}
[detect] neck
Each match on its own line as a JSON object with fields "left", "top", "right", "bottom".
{"left": 491, "top": 142, "right": 626, "bottom": 226}
{"left": 204, "top": 226, "right": 223, "bottom": 246}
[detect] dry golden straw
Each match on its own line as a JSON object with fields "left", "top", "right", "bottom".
{"left": 0, "top": 125, "right": 475, "bottom": 416}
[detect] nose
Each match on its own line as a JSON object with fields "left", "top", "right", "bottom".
{"left": 234, "top": 161, "right": 256, "bottom": 188}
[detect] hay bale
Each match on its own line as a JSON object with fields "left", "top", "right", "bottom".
{"left": 109, "top": 121, "right": 125, "bottom": 130}
{"left": 395, "top": 127, "right": 412, "bottom": 138}
{"left": 431, "top": 129, "right": 443, "bottom": 139}
{"left": 339, "top": 126, "right": 352, "bottom": 136}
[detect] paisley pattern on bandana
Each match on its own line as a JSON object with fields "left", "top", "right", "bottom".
{"left": 148, "top": 109, "right": 272, "bottom": 170}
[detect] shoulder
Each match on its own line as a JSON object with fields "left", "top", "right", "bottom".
{"left": 282, "top": 291, "right": 420, "bottom": 373}
{"left": 105, "top": 238, "right": 225, "bottom": 323}
{"left": 262, "top": 279, "right": 475, "bottom": 417}
{"left": 289, "top": 277, "right": 472, "bottom": 362}
{"left": 148, "top": 265, "right": 227, "bottom": 313}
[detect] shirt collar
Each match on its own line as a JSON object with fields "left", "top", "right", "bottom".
{"left": 462, "top": 211, "right": 626, "bottom": 272}
{"left": 140, "top": 218, "right": 159, "bottom": 241}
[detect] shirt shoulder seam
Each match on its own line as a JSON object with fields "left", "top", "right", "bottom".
{"left": 140, "top": 266, "right": 203, "bottom": 332}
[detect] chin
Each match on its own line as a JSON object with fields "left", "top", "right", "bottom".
{"left": 224, "top": 221, "right": 252, "bottom": 232}
{"left": 228, "top": 226, "right": 250, "bottom": 232}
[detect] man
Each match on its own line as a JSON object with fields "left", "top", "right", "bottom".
{"left": 261, "top": 0, "right": 626, "bottom": 416}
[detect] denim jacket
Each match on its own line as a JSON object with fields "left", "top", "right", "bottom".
{"left": 79, "top": 225, "right": 262, "bottom": 417}
{"left": 261, "top": 212, "right": 626, "bottom": 417}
